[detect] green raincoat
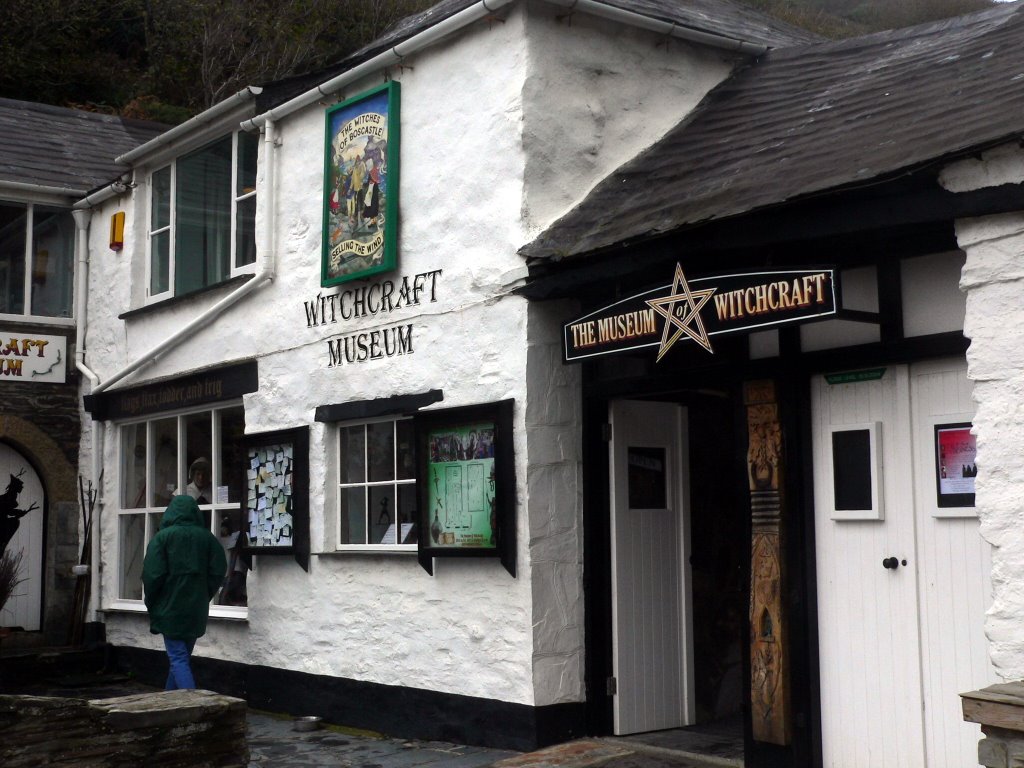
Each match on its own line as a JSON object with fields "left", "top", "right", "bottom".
{"left": 142, "top": 495, "right": 227, "bottom": 640}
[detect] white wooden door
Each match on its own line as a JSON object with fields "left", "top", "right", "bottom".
{"left": 910, "top": 360, "right": 996, "bottom": 767}
{"left": 0, "top": 444, "right": 44, "bottom": 631}
{"left": 813, "top": 360, "right": 995, "bottom": 767}
{"left": 609, "top": 400, "right": 694, "bottom": 734}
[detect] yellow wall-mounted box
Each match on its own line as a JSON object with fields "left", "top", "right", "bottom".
{"left": 109, "top": 211, "right": 125, "bottom": 251}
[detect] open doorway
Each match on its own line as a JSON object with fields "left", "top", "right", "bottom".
{"left": 686, "top": 392, "right": 745, "bottom": 757}
{"left": 608, "top": 392, "right": 745, "bottom": 763}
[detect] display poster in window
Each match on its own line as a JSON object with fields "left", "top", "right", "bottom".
{"left": 416, "top": 400, "right": 516, "bottom": 576}
{"left": 241, "top": 426, "right": 309, "bottom": 570}
{"left": 322, "top": 81, "right": 400, "bottom": 287}
{"left": 935, "top": 423, "right": 976, "bottom": 507}
{"left": 246, "top": 443, "right": 294, "bottom": 547}
{"left": 425, "top": 423, "right": 497, "bottom": 549}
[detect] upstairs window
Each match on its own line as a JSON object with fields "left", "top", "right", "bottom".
{"left": 148, "top": 131, "right": 258, "bottom": 299}
{"left": 0, "top": 201, "right": 74, "bottom": 321}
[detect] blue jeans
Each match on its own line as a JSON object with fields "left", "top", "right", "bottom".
{"left": 163, "top": 636, "right": 197, "bottom": 690}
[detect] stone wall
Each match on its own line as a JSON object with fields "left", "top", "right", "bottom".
{"left": 0, "top": 689, "right": 247, "bottom": 767}
{"left": 942, "top": 145, "right": 1024, "bottom": 680}
{"left": 0, "top": 330, "right": 81, "bottom": 644}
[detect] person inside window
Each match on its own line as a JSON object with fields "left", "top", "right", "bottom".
{"left": 186, "top": 457, "right": 212, "bottom": 504}
{"left": 217, "top": 516, "right": 247, "bottom": 606}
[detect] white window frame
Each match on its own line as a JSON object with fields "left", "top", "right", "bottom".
{"left": 0, "top": 199, "right": 75, "bottom": 326}
{"left": 145, "top": 131, "right": 257, "bottom": 303}
{"left": 110, "top": 403, "right": 247, "bottom": 619}
{"left": 336, "top": 416, "right": 418, "bottom": 553}
{"left": 232, "top": 131, "right": 258, "bottom": 271}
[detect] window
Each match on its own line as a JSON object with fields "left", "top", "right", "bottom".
{"left": 148, "top": 131, "right": 258, "bottom": 299}
{"left": 338, "top": 418, "right": 418, "bottom": 549}
{"left": 118, "top": 405, "right": 248, "bottom": 607}
{"left": 0, "top": 201, "right": 74, "bottom": 320}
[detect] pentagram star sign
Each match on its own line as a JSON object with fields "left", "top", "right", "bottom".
{"left": 646, "top": 264, "right": 716, "bottom": 360}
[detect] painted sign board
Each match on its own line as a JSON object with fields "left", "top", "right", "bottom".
{"left": 322, "top": 81, "right": 400, "bottom": 287}
{"left": 563, "top": 265, "right": 836, "bottom": 363}
{"left": 0, "top": 332, "right": 66, "bottom": 383}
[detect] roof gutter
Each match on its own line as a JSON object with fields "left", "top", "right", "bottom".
{"left": 0, "top": 179, "right": 87, "bottom": 200}
{"left": 116, "top": 86, "right": 264, "bottom": 165}
{"left": 73, "top": 176, "right": 130, "bottom": 211}
{"left": 556, "top": 0, "right": 769, "bottom": 56}
{"left": 240, "top": 0, "right": 765, "bottom": 132}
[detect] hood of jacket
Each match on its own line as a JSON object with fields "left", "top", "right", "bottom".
{"left": 161, "top": 495, "right": 204, "bottom": 529}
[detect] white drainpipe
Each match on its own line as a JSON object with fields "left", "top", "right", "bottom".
{"left": 90, "top": 119, "right": 278, "bottom": 395}
{"left": 70, "top": 207, "right": 104, "bottom": 620}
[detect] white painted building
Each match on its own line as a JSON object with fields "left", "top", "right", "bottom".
{"left": 63, "top": 1, "right": 1024, "bottom": 766}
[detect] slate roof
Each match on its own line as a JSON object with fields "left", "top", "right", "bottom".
{"left": 521, "top": 2, "right": 1024, "bottom": 261}
{"left": 261, "top": 0, "right": 821, "bottom": 110}
{"left": 350, "top": 0, "right": 824, "bottom": 54}
{"left": 0, "top": 98, "right": 168, "bottom": 196}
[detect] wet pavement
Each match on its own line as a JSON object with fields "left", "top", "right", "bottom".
{"left": 244, "top": 716, "right": 739, "bottom": 768}
{"left": 246, "top": 710, "right": 519, "bottom": 768}
{"left": 1, "top": 663, "right": 739, "bottom": 768}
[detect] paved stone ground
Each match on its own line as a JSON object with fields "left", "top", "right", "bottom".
{"left": 247, "top": 711, "right": 518, "bottom": 768}
{"left": 2, "top": 670, "right": 738, "bottom": 768}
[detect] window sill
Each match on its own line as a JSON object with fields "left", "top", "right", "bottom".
{"left": 316, "top": 546, "right": 418, "bottom": 556}
{"left": 119, "top": 273, "right": 255, "bottom": 321}
{"left": 101, "top": 602, "right": 249, "bottom": 622}
{"left": 0, "top": 313, "right": 74, "bottom": 327}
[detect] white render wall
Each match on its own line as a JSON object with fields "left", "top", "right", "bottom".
{"left": 520, "top": 1, "right": 736, "bottom": 235}
{"left": 81, "top": 3, "right": 731, "bottom": 710}
{"left": 942, "top": 144, "right": 1024, "bottom": 681}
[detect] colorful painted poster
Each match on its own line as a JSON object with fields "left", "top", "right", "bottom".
{"left": 425, "top": 422, "right": 496, "bottom": 549}
{"left": 322, "top": 82, "right": 400, "bottom": 286}
{"left": 936, "top": 424, "right": 977, "bottom": 499}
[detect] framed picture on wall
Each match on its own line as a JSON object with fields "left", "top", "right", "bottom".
{"left": 322, "top": 81, "right": 400, "bottom": 287}
{"left": 934, "top": 420, "right": 976, "bottom": 513}
{"left": 415, "top": 399, "right": 516, "bottom": 576}
{"left": 241, "top": 426, "right": 309, "bottom": 570}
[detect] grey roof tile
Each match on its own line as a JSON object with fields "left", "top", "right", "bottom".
{"left": 0, "top": 98, "right": 168, "bottom": 196}
{"left": 521, "top": 3, "right": 1024, "bottom": 260}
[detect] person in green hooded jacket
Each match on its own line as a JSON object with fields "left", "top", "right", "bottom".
{"left": 142, "top": 495, "right": 227, "bottom": 690}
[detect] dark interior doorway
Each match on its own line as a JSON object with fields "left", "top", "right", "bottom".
{"left": 688, "top": 392, "right": 745, "bottom": 727}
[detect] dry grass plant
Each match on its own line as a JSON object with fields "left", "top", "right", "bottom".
{"left": 0, "top": 549, "right": 25, "bottom": 613}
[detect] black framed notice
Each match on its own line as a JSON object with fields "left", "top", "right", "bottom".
{"left": 415, "top": 399, "right": 516, "bottom": 576}
{"left": 242, "top": 426, "right": 310, "bottom": 571}
{"left": 934, "top": 422, "right": 976, "bottom": 509}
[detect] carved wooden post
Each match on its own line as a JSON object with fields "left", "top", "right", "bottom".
{"left": 745, "top": 380, "right": 791, "bottom": 746}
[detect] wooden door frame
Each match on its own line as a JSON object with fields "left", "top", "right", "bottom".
{"left": 580, "top": 367, "right": 824, "bottom": 768}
